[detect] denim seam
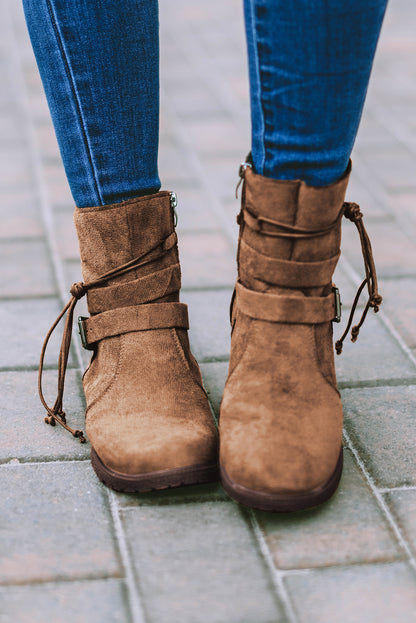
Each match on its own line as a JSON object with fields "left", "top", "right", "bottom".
{"left": 45, "top": 0, "right": 104, "bottom": 206}
{"left": 249, "top": 0, "right": 265, "bottom": 173}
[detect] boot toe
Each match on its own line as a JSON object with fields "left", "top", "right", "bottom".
{"left": 88, "top": 417, "right": 218, "bottom": 476}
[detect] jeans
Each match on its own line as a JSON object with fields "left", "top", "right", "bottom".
{"left": 244, "top": 0, "right": 388, "bottom": 186}
{"left": 23, "top": 0, "right": 388, "bottom": 207}
{"left": 22, "top": 0, "right": 161, "bottom": 207}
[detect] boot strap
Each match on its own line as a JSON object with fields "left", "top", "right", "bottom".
{"left": 38, "top": 229, "right": 180, "bottom": 443}
{"left": 240, "top": 240, "right": 340, "bottom": 288}
{"left": 236, "top": 282, "right": 340, "bottom": 324}
{"left": 87, "top": 264, "right": 181, "bottom": 314}
{"left": 79, "top": 302, "right": 189, "bottom": 348}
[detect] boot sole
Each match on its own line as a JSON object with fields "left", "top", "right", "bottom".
{"left": 91, "top": 447, "right": 219, "bottom": 493}
{"left": 220, "top": 448, "right": 343, "bottom": 512}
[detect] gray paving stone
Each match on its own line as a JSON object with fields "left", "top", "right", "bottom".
{"left": 257, "top": 450, "right": 401, "bottom": 570}
{"left": 0, "top": 188, "right": 43, "bottom": 238}
{"left": 376, "top": 277, "right": 416, "bottom": 349}
{"left": 179, "top": 230, "right": 236, "bottom": 289}
{"left": 175, "top": 187, "right": 220, "bottom": 234}
{"left": 122, "top": 502, "right": 285, "bottom": 623}
{"left": 357, "top": 142, "right": 416, "bottom": 191}
{"left": 0, "top": 239, "right": 56, "bottom": 297}
{"left": 0, "top": 298, "right": 72, "bottom": 368}
{"left": 200, "top": 361, "right": 229, "bottom": 416}
{"left": 0, "top": 148, "right": 32, "bottom": 190}
{"left": 53, "top": 211, "right": 80, "bottom": 261}
{"left": 345, "top": 169, "right": 390, "bottom": 220}
{"left": 392, "top": 191, "right": 416, "bottom": 237}
{"left": 333, "top": 260, "right": 363, "bottom": 306}
{"left": 33, "top": 122, "right": 61, "bottom": 162}
{"left": 286, "top": 562, "right": 416, "bottom": 623}
{"left": 158, "top": 141, "right": 197, "bottom": 184}
{"left": 334, "top": 312, "right": 416, "bottom": 386}
{"left": 0, "top": 112, "right": 26, "bottom": 147}
{"left": 41, "top": 162, "right": 74, "bottom": 210}
{"left": 352, "top": 110, "right": 395, "bottom": 149}
{"left": 384, "top": 489, "right": 416, "bottom": 559}
{"left": 182, "top": 289, "right": 232, "bottom": 361}
{"left": 165, "top": 78, "right": 222, "bottom": 120}
{"left": 0, "top": 369, "right": 89, "bottom": 463}
{"left": 0, "top": 462, "right": 120, "bottom": 583}
{"left": 201, "top": 157, "right": 246, "bottom": 202}
{"left": 0, "top": 579, "right": 130, "bottom": 623}
{"left": 342, "top": 385, "right": 416, "bottom": 487}
{"left": 184, "top": 118, "right": 249, "bottom": 158}
{"left": 341, "top": 218, "right": 416, "bottom": 279}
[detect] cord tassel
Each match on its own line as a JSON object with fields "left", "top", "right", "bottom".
{"left": 335, "top": 202, "right": 382, "bottom": 354}
{"left": 38, "top": 233, "right": 177, "bottom": 443}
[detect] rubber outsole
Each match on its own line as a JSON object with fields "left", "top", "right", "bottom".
{"left": 220, "top": 449, "right": 343, "bottom": 512}
{"left": 91, "top": 447, "right": 220, "bottom": 493}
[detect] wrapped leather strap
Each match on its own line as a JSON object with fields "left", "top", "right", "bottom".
{"left": 240, "top": 240, "right": 340, "bottom": 288}
{"left": 79, "top": 302, "right": 189, "bottom": 347}
{"left": 236, "top": 282, "right": 340, "bottom": 324}
{"left": 87, "top": 264, "right": 181, "bottom": 314}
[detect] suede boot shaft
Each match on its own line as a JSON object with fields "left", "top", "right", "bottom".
{"left": 220, "top": 165, "right": 351, "bottom": 510}
{"left": 40, "top": 191, "right": 218, "bottom": 492}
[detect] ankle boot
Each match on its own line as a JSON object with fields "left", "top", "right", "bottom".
{"left": 219, "top": 162, "right": 381, "bottom": 512}
{"left": 39, "top": 191, "right": 218, "bottom": 492}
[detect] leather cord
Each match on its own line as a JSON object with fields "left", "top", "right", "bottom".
{"left": 38, "top": 231, "right": 177, "bottom": 443}
{"left": 238, "top": 200, "right": 382, "bottom": 353}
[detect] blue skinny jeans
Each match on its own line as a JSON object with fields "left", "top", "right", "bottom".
{"left": 22, "top": 0, "right": 388, "bottom": 208}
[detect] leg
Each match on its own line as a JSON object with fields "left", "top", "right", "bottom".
{"left": 220, "top": 0, "right": 387, "bottom": 511}
{"left": 22, "top": 0, "right": 160, "bottom": 206}
{"left": 244, "top": 0, "right": 388, "bottom": 186}
{"left": 27, "top": 0, "right": 219, "bottom": 490}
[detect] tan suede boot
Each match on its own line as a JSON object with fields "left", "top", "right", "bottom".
{"left": 219, "top": 162, "right": 381, "bottom": 512}
{"left": 39, "top": 191, "right": 218, "bottom": 492}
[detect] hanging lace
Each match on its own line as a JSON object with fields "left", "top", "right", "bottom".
{"left": 237, "top": 199, "right": 382, "bottom": 354}
{"left": 38, "top": 232, "right": 177, "bottom": 443}
{"left": 334, "top": 202, "right": 382, "bottom": 354}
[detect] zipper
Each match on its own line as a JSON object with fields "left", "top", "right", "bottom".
{"left": 170, "top": 191, "right": 178, "bottom": 227}
{"left": 235, "top": 161, "right": 252, "bottom": 198}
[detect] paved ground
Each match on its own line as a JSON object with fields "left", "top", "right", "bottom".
{"left": 1, "top": 0, "right": 416, "bottom": 621}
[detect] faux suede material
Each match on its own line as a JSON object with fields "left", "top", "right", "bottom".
{"left": 74, "top": 193, "right": 179, "bottom": 313}
{"left": 74, "top": 193, "right": 218, "bottom": 475}
{"left": 239, "top": 239, "right": 340, "bottom": 288}
{"left": 87, "top": 264, "right": 182, "bottom": 314}
{"left": 235, "top": 282, "right": 337, "bottom": 324}
{"left": 220, "top": 167, "right": 350, "bottom": 494}
{"left": 82, "top": 302, "right": 189, "bottom": 345}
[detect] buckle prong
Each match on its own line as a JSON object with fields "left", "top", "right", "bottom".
{"left": 78, "top": 316, "right": 95, "bottom": 350}
{"left": 333, "top": 286, "right": 342, "bottom": 323}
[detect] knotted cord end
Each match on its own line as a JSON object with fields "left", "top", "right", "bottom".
{"left": 343, "top": 202, "right": 363, "bottom": 223}
{"left": 370, "top": 293, "right": 383, "bottom": 312}
{"left": 74, "top": 430, "right": 87, "bottom": 444}
{"left": 335, "top": 340, "right": 343, "bottom": 355}
{"left": 70, "top": 281, "right": 86, "bottom": 299}
{"left": 351, "top": 325, "right": 360, "bottom": 342}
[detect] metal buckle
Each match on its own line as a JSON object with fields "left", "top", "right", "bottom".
{"left": 78, "top": 316, "right": 94, "bottom": 350}
{"left": 333, "top": 286, "right": 342, "bottom": 323}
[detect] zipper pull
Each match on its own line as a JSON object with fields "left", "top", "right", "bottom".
{"left": 170, "top": 191, "right": 178, "bottom": 227}
{"left": 235, "top": 162, "right": 252, "bottom": 198}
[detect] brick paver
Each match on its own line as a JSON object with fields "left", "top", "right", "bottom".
{"left": 1, "top": 0, "right": 416, "bottom": 621}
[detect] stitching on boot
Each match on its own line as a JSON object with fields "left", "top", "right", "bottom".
{"left": 311, "top": 324, "right": 341, "bottom": 394}
{"left": 226, "top": 313, "right": 254, "bottom": 381}
{"left": 86, "top": 335, "right": 124, "bottom": 416}
{"left": 170, "top": 328, "right": 209, "bottom": 394}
